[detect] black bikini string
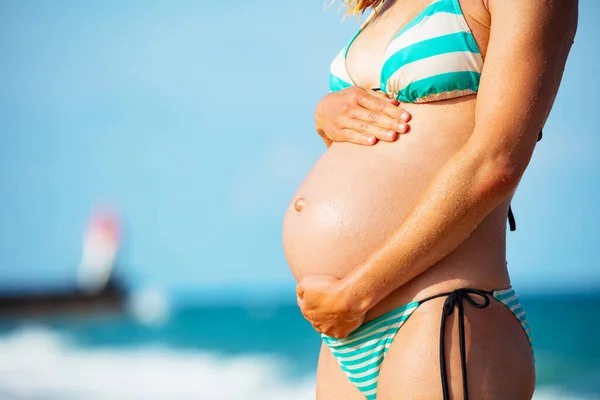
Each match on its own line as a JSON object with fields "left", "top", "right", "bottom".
{"left": 507, "top": 128, "right": 543, "bottom": 232}
{"left": 418, "top": 288, "right": 492, "bottom": 400}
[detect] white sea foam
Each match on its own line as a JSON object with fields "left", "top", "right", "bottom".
{"left": 533, "top": 388, "right": 600, "bottom": 400}
{"left": 0, "top": 327, "right": 597, "bottom": 400}
{"left": 0, "top": 327, "right": 314, "bottom": 400}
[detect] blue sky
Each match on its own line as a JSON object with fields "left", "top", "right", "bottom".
{"left": 0, "top": 1, "right": 598, "bottom": 301}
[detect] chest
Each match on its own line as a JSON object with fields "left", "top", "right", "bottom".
{"left": 346, "top": 0, "right": 432, "bottom": 89}
{"left": 343, "top": 0, "right": 490, "bottom": 91}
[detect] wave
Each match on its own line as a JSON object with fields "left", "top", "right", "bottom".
{"left": 0, "top": 327, "right": 314, "bottom": 400}
{"left": 534, "top": 388, "right": 600, "bottom": 400}
{"left": 0, "top": 327, "right": 596, "bottom": 400}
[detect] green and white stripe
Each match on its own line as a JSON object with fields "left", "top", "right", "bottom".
{"left": 322, "top": 301, "right": 419, "bottom": 400}
{"left": 329, "top": 0, "right": 483, "bottom": 103}
{"left": 329, "top": 29, "right": 362, "bottom": 92}
{"left": 493, "top": 287, "right": 534, "bottom": 354}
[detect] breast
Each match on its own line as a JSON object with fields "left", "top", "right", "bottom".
{"left": 282, "top": 100, "right": 477, "bottom": 282}
{"left": 381, "top": 14, "right": 483, "bottom": 102}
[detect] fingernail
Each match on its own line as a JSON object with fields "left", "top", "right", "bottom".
{"left": 387, "top": 131, "right": 395, "bottom": 139}
{"left": 398, "top": 123, "right": 406, "bottom": 133}
{"left": 368, "top": 136, "right": 376, "bottom": 144}
{"left": 401, "top": 112, "right": 409, "bottom": 121}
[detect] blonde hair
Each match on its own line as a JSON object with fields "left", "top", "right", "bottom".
{"left": 344, "top": 0, "right": 384, "bottom": 14}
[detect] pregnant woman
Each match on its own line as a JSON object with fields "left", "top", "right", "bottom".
{"left": 282, "top": 0, "right": 578, "bottom": 399}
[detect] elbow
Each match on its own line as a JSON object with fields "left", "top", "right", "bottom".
{"left": 472, "top": 153, "right": 524, "bottom": 201}
{"left": 492, "top": 157, "right": 523, "bottom": 189}
{"left": 465, "top": 134, "right": 531, "bottom": 200}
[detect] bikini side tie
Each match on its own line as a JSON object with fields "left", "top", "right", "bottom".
{"left": 439, "top": 288, "right": 491, "bottom": 400}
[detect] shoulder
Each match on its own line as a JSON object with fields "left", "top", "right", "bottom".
{"left": 487, "top": 0, "right": 578, "bottom": 31}
{"left": 485, "top": 0, "right": 578, "bottom": 56}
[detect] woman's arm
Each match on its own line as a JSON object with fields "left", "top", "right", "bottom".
{"left": 297, "top": 0, "right": 578, "bottom": 338}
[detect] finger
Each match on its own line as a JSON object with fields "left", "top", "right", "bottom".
{"left": 315, "top": 324, "right": 329, "bottom": 336}
{"left": 339, "top": 129, "right": 377, "bottom": 146}
{"left": 330, "top": 327, "right": 352, "bottom": 340}
{"left": 322, "top": 328, "right": 341, "bottom": 339}
{"left": 358, "top": 94, "right": 410, "bottom": 122}
{"left": 326, "top": 331, "right": 340, "bottom": 339}
{"left": 367, "top": 93, "right": 410, "bottom": 121}
{"left": 397, "top": 107, "right": 411, "bottom": 123}
{"left": 370, "top": 90, "right": 397, "bottom": 103}
{"left": 350, "top": 109, "right": 407, "bottom": 137}
{"left": 345, "top": 119, "right": 399, "bottom": 141}
{"left": 296, "top": 284, "right": 304, "bottom": 300}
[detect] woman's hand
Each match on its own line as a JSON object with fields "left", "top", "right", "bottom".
{"left": 315, "top": 87, "right": 411, "bottom": 146}
{"left": 296, "top": 275, "right": 368, "bottom": 339}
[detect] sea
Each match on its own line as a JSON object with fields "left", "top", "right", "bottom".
{"left": 0, "top": 293, "right": 598, "bottom": 400}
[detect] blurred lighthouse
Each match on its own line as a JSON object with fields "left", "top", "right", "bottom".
{"left": 77, "top": 210, "right": 121, "bottom": 295}
{"left": 0, "top": 209, "right": 126, "bottom": 316}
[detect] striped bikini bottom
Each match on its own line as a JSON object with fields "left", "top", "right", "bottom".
{"left": 322, "top": 287, "right": 533, "bottom": 400}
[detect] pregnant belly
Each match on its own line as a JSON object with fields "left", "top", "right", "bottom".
{"left": 283, "top": 101, "right": 479, "bottom": 282}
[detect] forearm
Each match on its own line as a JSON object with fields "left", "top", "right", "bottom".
{"left": 343, "top": 139, "right": 519, "bottom": 310}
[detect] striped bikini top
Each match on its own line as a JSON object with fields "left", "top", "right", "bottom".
{"left": 329, "top": 0, "right": 544, "bottom": 231}
{"left": 329, "top": 0, "right": 483, "bottom": 103}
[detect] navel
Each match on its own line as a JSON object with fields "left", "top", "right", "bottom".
{"left": 294, "top": 196, "right": 307, "bottom": 212}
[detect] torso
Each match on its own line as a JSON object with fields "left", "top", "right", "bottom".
{"left": 282, "top": 0, "right": 511, "bottom": 321}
